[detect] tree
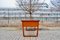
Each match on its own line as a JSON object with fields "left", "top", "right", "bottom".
{"left": 16, "top": 0, "right": 40, "bottom": 19}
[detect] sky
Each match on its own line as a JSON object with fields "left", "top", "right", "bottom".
{"left": 0, "top": 0, "right": 16, "bottom": 8}
{"left": 0, "top": 0, "right": 56, "bottom": 8}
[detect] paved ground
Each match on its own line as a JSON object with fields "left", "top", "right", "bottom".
{"left": 0, "top": 27, "right": 60, "bottom": 40}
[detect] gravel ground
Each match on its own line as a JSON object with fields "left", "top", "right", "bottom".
{"left": 0, "top": 28, "right": 60, "bottom": 40}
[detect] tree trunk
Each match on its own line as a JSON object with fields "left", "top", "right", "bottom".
{"left": 30, "top": 12, "right": 32, "bottom": 19}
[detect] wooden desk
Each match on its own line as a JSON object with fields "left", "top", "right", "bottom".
{"left": 22, "top": 20, "right": 39, "bottom": 37}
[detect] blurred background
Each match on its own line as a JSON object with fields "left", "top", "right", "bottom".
{"left": 0, "top": 0, "right": 60, "bottom": 28}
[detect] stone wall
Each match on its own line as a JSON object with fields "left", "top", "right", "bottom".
{"left": 41, "top": 21, "right": 60, "bottom": 27}
{"left": 0, "top": 20, "right": 21, "bottom": 27}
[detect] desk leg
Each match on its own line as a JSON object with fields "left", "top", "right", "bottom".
{"left": 22, "top": 26, "right": 39, "bottom": 37}
{"left": 22, "top": 26, "right": 25, "bottom": 37}
{"left": 37, "top": 26, "right": 38, "bottom": 37}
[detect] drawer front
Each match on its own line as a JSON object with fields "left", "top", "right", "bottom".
{"left": 22, "top": 22, "right": 39, "bottom": 27}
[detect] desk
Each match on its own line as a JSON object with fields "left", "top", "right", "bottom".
{"left": 22, "top": 20, "right": 39, "bottom": 37}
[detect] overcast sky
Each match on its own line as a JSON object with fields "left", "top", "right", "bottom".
{"left": 0, "top": 0, "right": 54, "bottom": 8}
{"left": 0, "top": 0, "right": 16, "bottom": 8}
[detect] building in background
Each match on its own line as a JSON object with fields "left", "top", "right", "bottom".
{"left": 0, "top": 0, "right": 60, "bottom": 27}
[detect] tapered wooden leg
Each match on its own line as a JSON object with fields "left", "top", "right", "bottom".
{"left": 37, "top": 26, "right": 38, "bottom": 37}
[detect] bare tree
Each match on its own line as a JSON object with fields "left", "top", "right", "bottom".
{"left": 16, "top": 0, "right": 40, "bottom": 19}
